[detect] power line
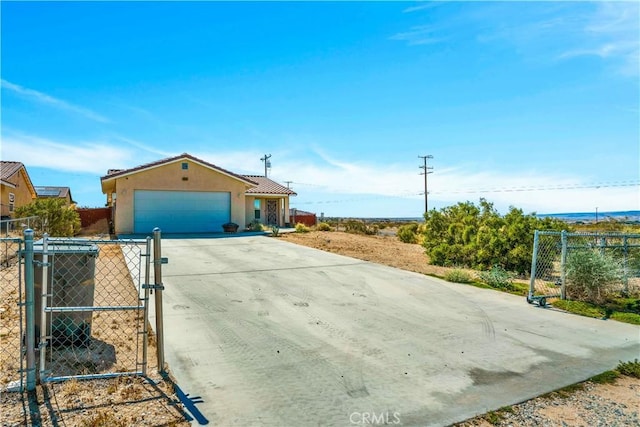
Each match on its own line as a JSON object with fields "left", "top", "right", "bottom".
{"left": 290, "top": 180, "right": 639, "bottom": 205}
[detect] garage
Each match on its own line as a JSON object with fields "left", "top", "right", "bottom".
{"left": 133, "top": 190, "right": 230, "bottom": 233}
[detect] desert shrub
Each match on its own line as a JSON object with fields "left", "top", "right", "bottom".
{"left": 421, "top": 199, "right": 566, "bottom": 274}
{"left": 565, "top": 249, "right": 623, "bottom": 304}
{"left": 445, "top": 269, "right": 473, "bottom": 284}
{"left": 295, "top": 223, "right": 310, "bottom": 233}
{"left": 271, "top": 225, "right": 280, "bottom": 237}
{"left": 397, "top": 223, "right": 419, "bottom": 244}
{"left": 344, "top": 220, "right": 378, "bottom": 235}
{"left": 14, "top": 198, "right": 80, "bottom": 237}
{"left": 317, "top": 222, "right": 332, "bottom": 231}
{"left": 617, "top": 359, "right": 640, "bottom": 378}
{"left": 247, "top": 220, "right": 264, "bottom": 231}
{"left": 478, "top": 265, "right": 514, "bottom": 289}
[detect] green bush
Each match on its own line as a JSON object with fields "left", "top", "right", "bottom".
{"left": 295, "top": 223, "right": 310, "bottom": 233}
{"left": 14, "top": 198, "right": 80, "bottom": 237}
{"left": 317, "top": 222, "right": 332, "bottom": 231}
{"left": 478, "top": 265, "right": 514, "bottom": 289}
{"left": 421, "top": 199, "right": 566, "bottom": 274}
{"left": 397, "top": 223, "right": 419, "bottom": 244}
{"left": 445, "top": 269, "right": 473, "bottom": 284}
{"left": 565, "top": 250, "right": 623, "bottom": 304}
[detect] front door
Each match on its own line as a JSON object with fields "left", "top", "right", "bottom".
{"left": 266, "top": 200, "right": 278, "bottom": 225}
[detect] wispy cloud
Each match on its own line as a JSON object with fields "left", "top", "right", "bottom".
{"left": 2, "top": 132, "right": 132, "bottom": 174}
{"left": 0, "top": 79, "right": 110, "bottom": 123}
{"left": 393, "top": 2, "right": 640, "bottom": 76}
{"left": 112, "top": 135, "right": 173, "bottom": 158}
{"left": 403, "top": 2, "right": 444, "bottom": 14}
{"left": 269, "top": 151, "right": 638, "bottom": 214}
{"left": 389, "top": 25, "right": 448, "bottom": 46}
{"left": 560, "top": 2, "right": 640, "bottom": 76}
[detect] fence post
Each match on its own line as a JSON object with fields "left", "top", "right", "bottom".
{"left": 39, "top": 233, "right": 49, "bottom": 376}
{"left": 153, "top": 228, "right": 166, "bottom": 375}
{"left": 560, "top": 230, "right": 568, "bottom": 300}
{"left": 142, "top": 236, "right": 152, "bottom": 376}
{"left": 23, "top": 229, "right": 36, "bottom": 391}
{"left": 528, "top": 230, "right": 539, "bottom": 300}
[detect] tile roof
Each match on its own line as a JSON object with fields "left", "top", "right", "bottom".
{"left": 0, "top": 161, "right": 24, "bottom": 181}
{"left": 101, "top": 153, "right": 257, "bottom": 186}
{"left": 0, "top": 161, "right": 36, "bottom": 197}
{"left": 243, "top": 175, "right": 297, "bottom": 196}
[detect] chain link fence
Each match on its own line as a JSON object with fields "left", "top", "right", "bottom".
{"left": 1, "top": 229, "right": 167, "bottom": 393}
{"left": 0, "top": 216, "right": 39, "bottom": 237}
{"left": 38, "top": 237, "right": 152, "bottom": 382}
{"left": 0, "top": 237, "right": 25, "bottom": 391}
{"left": 528, "top": 230, "right": 640, "bottom": 306}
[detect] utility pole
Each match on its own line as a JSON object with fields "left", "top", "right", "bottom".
{"left": 260, "top": 154, "right": 272, "bottom": 177}
{"left": 284, "top": 181, "right": 293, "bottom": 189}
{"left": 418, "top": 155, "right": 434, "bottom": 215}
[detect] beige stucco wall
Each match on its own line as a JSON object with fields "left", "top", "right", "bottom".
{"left": 245, "top": 195, "right": 292, "bottom": 227}
{"left": 110, "top": 159, "right": 249, "bottom": 233}
{"left": 1, "top": 169, "right": 35, "bottom": 218}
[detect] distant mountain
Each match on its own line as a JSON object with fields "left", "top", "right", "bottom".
{"left": 538, "top": 210, "right": 640, "bottom": 223}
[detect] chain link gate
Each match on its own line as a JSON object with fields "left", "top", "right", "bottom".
{"left": 0, "top": 237, "right": 25, "bottom": 391}
{"left": 37, "top": 236, "right": 152, "bottom": 382}
{"left": 528, "top": 230, "right": 640, "bottom": 306}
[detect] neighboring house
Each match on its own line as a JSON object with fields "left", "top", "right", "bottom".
{"left": 35, "top": 186, "right": 75, "bottom": 206}
{"left": 101, "top": 153, "right": 297, "bottom": 234}
{"left": 0, "top": 161, "right": 37, "bottom": 219}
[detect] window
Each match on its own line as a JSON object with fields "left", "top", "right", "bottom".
{"left": 8, "top": 193, "right": 14, "bottom": 212}
{"left": 254, "top": 199, "right": 261, "bottom": 219}
{"left": 181, "top": 162, "right": 189, "bottom": 170}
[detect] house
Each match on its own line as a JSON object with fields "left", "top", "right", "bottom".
{"left": 35, "top": 186, "right": 75, "bottom": 206}
{"left": 243, "top": 175, "right": 296, "bottom": 227}
{"left": 100, "top": 153, "right": 297, "bottom": 234}
{"left": 0, "top": 161, "right": 37, "bottom": 219}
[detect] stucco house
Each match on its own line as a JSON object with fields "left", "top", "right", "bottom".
{"left": 35, "top": 186, "right": 75, "bottom": 206}
{"left": 0, "top": 161, "right": 37, "bottom": 219}
{"left": 100, "top": 153, "right": 296, "bottom": 234}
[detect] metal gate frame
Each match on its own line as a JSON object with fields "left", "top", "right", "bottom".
{"left": 13, "top": 228, "right": 166, "bottom": 391}
{"left": 528, "top": 230, "right": 640, "bottom": 307}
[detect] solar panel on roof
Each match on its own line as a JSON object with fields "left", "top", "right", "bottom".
{"left": 37, "top": 189, "right": 60, "bottom": 196}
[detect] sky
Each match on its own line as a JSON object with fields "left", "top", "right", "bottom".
{"left": 1, "top": 1, "right": 638, "bottom": 218}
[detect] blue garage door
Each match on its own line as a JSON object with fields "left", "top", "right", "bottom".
{"left": 134, "top": 190, "right": 231, "bottom": 233}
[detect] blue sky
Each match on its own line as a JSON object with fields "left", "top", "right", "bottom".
{"left": 1, "top": 1, "right": 638, "bottom": 217}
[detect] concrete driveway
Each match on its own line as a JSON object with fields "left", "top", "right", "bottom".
{"left": 155, "top": 235, "right": 639, "bottom": 426}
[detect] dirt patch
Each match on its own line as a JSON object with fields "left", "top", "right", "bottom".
{"left": 279, "top": 230, "right": 640, "bottom": 426}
